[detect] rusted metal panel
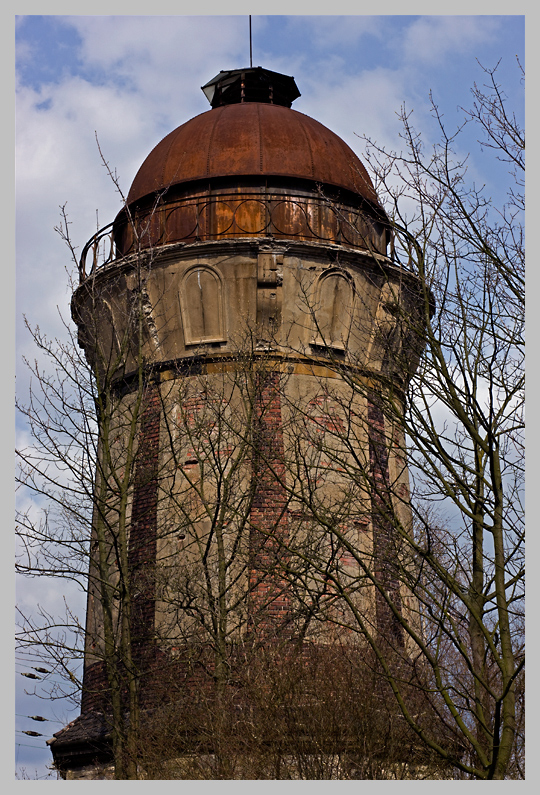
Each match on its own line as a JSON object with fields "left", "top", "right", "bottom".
{"left": 83, "top": 188, "right": 388, "bottom": 280}
{"left": 126, "top": 104, "right": 382, "bottom": 210}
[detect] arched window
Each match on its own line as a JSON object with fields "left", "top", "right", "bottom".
{"left": 180, "top": 266, "right": 226, "bottom": 345}
{"left": 311, "top": 270, "right": 354, "bottom": 351}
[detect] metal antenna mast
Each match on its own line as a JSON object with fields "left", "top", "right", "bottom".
{"left": 249, "top": 16, "right": 253, "bottom": 68}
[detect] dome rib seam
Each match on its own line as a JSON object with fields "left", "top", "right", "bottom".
{"left": 297, "top": 115, "right": 315, "bottom": 179}
{"left": 206, "top": 107, "right": 222, "bottom": 177}
{"left": 158, "top": 129, "right": 179, "bottom": 195}
{"left": 257, "top": 104, "right": 263, "bottom": 172}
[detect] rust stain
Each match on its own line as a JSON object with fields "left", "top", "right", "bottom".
{"left": 126, "top": 103, "right": 381, "bottom": 208}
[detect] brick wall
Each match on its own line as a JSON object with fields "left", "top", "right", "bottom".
{"left": 248, "top": 371, "right": 291, "bottom": 637}
{"left": 367, "top": 393, "right": 404, "bottom": 647}
{"left": 129, "top": 384, "right": 161, "bottom": 661}
{"left": 81, "top": 384, "right": 161, "bottom": 714}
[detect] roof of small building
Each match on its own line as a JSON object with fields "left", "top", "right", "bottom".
{"left": 48, "top": 710, "right": 111, "bottom": 749}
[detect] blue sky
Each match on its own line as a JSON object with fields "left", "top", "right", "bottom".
{"left": 15, "top": 12, "right": 525, "bottom": 780}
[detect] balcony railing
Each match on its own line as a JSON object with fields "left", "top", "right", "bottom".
{"left": 79, "top": 223, "right": 116, "bottom": 281}
{"left": 78, "top": 192, "right": 389, "bottom": 283}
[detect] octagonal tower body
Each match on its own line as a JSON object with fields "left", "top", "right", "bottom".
{"left": 52, "top": 68, "right": 425, "bottom": 778}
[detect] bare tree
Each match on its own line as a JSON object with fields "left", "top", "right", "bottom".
{"left": 265, "top": 60, "right": 524, "bottom": 780}
{"left": 16, "top": 63, "right": 523, "bottom": 780}
{"left": 16, "top": 171, "right": 182, "bottom": 777}
{"left": 16, "top": 197, "right": 310, "bottom": 778}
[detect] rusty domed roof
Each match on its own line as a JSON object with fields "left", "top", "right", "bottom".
{"left": 126, "top": 102, "right": 381, "bottom": 209}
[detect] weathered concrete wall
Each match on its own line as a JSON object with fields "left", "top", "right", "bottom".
{"left": 75, "top": 235, "right": 424, "bottom": 674}
{"left": 73, "top": 238, "right": 423, "bottom": 385}
{"left": 62, "top": 235, "right": 426, "bottom": 778}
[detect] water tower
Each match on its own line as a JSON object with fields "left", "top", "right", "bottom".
{"left": 49, "top": 67, "right": 425, "bottom": 779}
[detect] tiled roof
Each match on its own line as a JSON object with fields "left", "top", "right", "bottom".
{"left": 48, "top": 710, "right": 111, "bottom": 749}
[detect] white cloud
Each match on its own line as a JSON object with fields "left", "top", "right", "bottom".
{"left": 284, "top": 14, "right": 384, "bottom": 49}
{"left": 63, "top": 15, "right": 247, "bottom": 117}
{"left": 300, "top": 65, "right": 410, "bottom": 149}
{"left": 400, "top": 15, "right": 502, "bottom": 65}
